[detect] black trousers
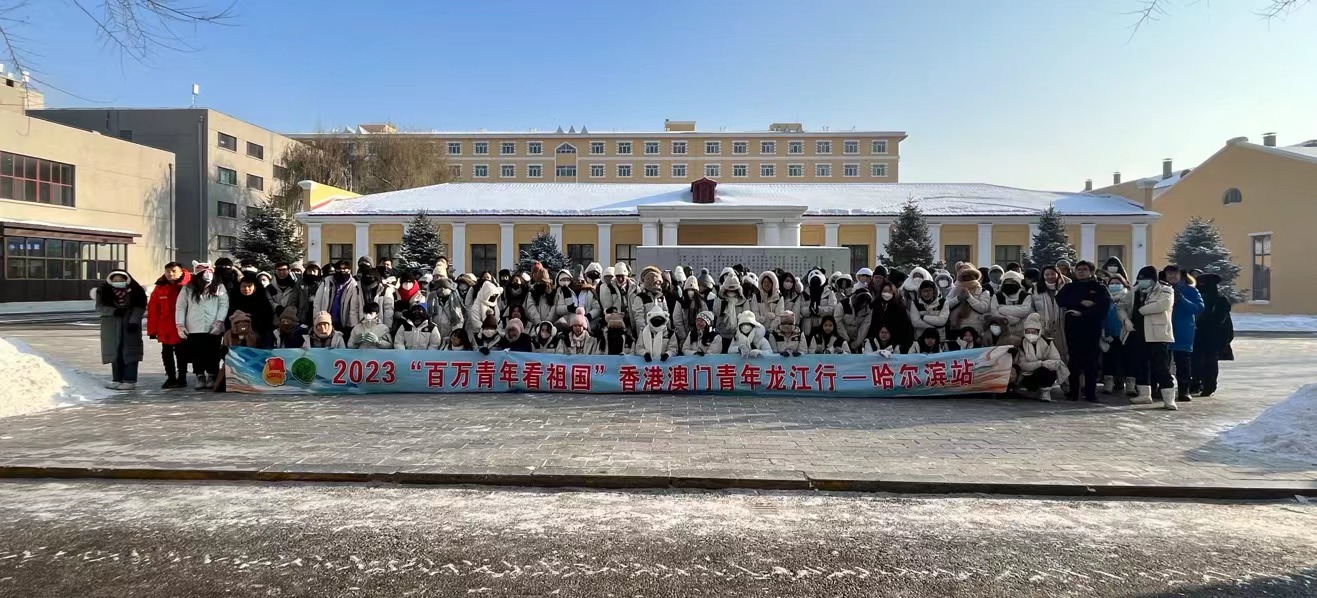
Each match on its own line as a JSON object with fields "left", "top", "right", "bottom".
{"left": 1065, "top": 332, "right": 1101, "bottom": 400}
{"left": 185, "top": 333, "right": 222, "bottom": 377}
{"left": 1172, "top": 350, "right": 1193, "bottom": 397}
{"left": 1195, "top": 351, "right": 1221, "bottom": 393}
{"left": 1103, "top": 340, "right": 1125, "bottom": 389}
{"left": 1020, "top": 368, "right": 1058, "bottom": 391}
{"left": 162, "top": 343, "right": 187, "bottom": 380}
{"left": 1125, "top": 332, "right": 1174, "bottom": 388}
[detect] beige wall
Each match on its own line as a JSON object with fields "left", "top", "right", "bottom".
{"left": 678, "top": 224, "right": 757, "bottom": 245}
{"left": 0, "top": 109, "right": 175, "bottom": 290}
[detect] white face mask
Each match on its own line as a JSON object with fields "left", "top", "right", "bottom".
{"left": 1107, "top": 266, "right": 1119, "bottom": 273}
{"left": 364, "top": 313, "right": 379, "bottom": 322}
{"left": 989, "top": 325, "right": 1002, "bottom": 336}
{"left": 1024, "top": 333, "right": 1040, "bottom": 343}
{"left": 201, "top": 271, "right": 214, "bottom": 283}
{"left": 260, "top": 280, "right": 271, "bottom": 288}
{"left": 937, "top": 280, "right": 950, "bottom": 288}
{"left": 402, "top": 282, "right": 414, "bottom": 290}
{"left": 481, "top": 329, "right": 497, "bottom": 338}
{"left": 881, "top": 292, "right": 894, "bottom": 301}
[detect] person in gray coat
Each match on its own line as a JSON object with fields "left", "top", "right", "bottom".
{"left": 96, "top": 270, "right": 148, "bottom": 390}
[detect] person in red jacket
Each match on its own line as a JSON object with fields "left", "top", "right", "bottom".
{"left": 147, "top": 262, "right": 191, "bottom": 389}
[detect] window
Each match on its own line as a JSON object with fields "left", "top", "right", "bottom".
{"left": 218, "top": 132, "right": 237, "bottom": 151}
{"left": 672, "top": 164, "right": 687, "bottom": 178}
{"left": 994, "top": 245, "right": 1023, "bottom": 265}
{"left": 672, "top": 141, "right": 687, "bottom": 155}
{"left": 617, "top": 164, "right": 632, "bottom": 177}
{"left": 590, "top": 141, "right": 605, "bottom": 155}
{"left": 705, "top": 163, "right": 721, "bottom": 178}
{"left": 474, "top": 164, "right": 489, "bottom": 178}
{"left": 217, "top": 235, "right": 238, "bottom": 251}
{"left": 243, "top": 174, "right": 263, "bottom": 191}
{"left": 556, "top": 143, "right": 577, "bottom": 154}
{"left": 644, "top": 141, "right": 660, "bottom": 155}
{"left": 816, "top": 163, "right": 832, "bottom": 177}
{"left": 788, "top": 141, "right": 804, "bottom": 154}
{"left": 843, "top": 163, "right": 859, "bottom": 177}
{"left": 1098, "top": 245, "right": 1125, "bottom": 262}
{"left": 217, "top": 201, "right": 238, "bottom": 218}
{"left": 816, "top": 140, "right": 832, "bottom": 154}
{"left": 566, "top": 244, "right": 595, "bottom": 267}
{"left": 246, "top": 142, "right": 264, "bottom": 160}
{"left": 474, "top": 141, "right": 489, "bottom": 155}
{"left": 590, "top": 164, "right": 606, "bottom": 178}
{"left": 760, "top": 140, "right": 776, "bottom": 154}
{"left": 732, "top": 164, "right": 748, "bottom": 177}
{"left": 871, "top": 163, "right": 889, "bottom": 177}
{"left": 617, "top": 141, "right": 632, "bottom": 155}
{"left": 471, "top": 244, "right": 497, "bottom": 274}
{"left": 500, "top": 164, "right": 516, "bottom": 178}
{"left": 527, "top": 141, "right": 543, "bottom": 155}
{"left": 844, "top": 245, "right": 870, "bottom": 273}
{"left": 945, "top": 245, "right": 971, "bottom": 265}
{"left": 760, "top": 163, "right": 776, "bottom": 177}
{"left": 273, "top": 164, "right": 289, "bottom": 180}
{"left": 4, "top": 238, "right": 125, "bottom": 295}
{"left": 556, "top": 165, "right": 577, "bottom": 177}
{"left": 447, "top": 141, "right": 462, "bottom": 155}
{"left": 449, "top": 165, "right": 462, "bottom": 178}
{"left": 843, "top": 140, "right": 859, "bottom": 154}
{"left": 788, "top": 163, "right": 804, "bottom": 177}
{"left": 872, "top": 140, "right": 889, "bottom": 154}
{"left": 1224, "top": 188, "right": 1243, "bottom": 204}
{"left": 327, "top": 244, "right": 352, "bottom": 262}
{"left": 732, "top": 141, "right": 748, "bottom": 154}
{"left": 0, "top": 151, "right": 76, "bottom": 206}
{"left": 500, "top": 142, "right": 516, "bottom": 155}
{"left": 1252, "top": 233, "right": 1271, "bottom": 301}
{"left": 705, "top": 141, "right": 721, "bottom": 155}
{"left": 527, "top": 164, "right": 543, "bottom": 178}
{"left": 615, "top": 244, "right": 637, "bottom": 269}
{"left": 644, "top": 164, "right": 660, "bottom": 177}
{"left": 217, "top": 166, "right": 237, "bottom": 185}
{"left": 118, "top": 129, "right": 133, "bottom": 141}
{"left": 375, "top": 244, "right": 401, "bottom": 261}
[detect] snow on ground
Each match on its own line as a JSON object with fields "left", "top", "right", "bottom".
{"left": 0, "top": 337, "right": 111, "bottom": 419}
{"left": 1233, "top": 313, "right": 1317, "bottom": 333}
{"left": 1220, "top": 383, "right": 1317, "bottom": 466}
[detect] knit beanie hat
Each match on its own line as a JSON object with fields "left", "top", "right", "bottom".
{"left": 278, "top": 306, "right": 299, "bottom": 324}
{"left": 570, "top": 307, "right": 588, "bottom": 329}
{"left": 229, "top": 310, "right": 251, "bottom": 326}
{"left": 506, "top": 318, "right": 524, "bottom": 336}
{"left": 605, "top": 309, "right": 626, "bottom": 329}
{"left": 696, "top": 310, "right": 715, "bottom": 328}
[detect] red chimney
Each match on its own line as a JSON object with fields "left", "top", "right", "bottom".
{"left": 690, "top": 177, "right": 717, "bottom": 204}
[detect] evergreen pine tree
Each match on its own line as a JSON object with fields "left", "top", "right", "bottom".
{"left": 1028, "top": 207, "right": 1078, "bottom": 269}
{"left": 232, "top": 204, "right": 301, "bottom": 271}
{"left": 1168, "top": 217, "right": 1244, "bottom": 302}
{"left": 879, "top": 199, "right": 940, "bottom": 273}
{"left": 399, "top": 212, "right": 444, "bottom": 268}
{"left": 517, "top": 232, "right": 566, "bottom": 274}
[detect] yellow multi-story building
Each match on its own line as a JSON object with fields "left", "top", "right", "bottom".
{"left": 292, "top": 120, "right": 907, "bottom": 184}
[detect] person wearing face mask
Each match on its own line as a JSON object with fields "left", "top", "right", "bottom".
{"left": 1100, "top": 256, "right": 1129, "bottom": 286}
{"left": 755, "top": 270, "right": 786, "bottom": 333}
{"left": 427, "top": 276, "right": 465, "bottom": 339}
{"left": 672, "top": 276, "right": 704, "bottom": 348}
{"left": 629, "top": 266, "right": 668, "bottom": 337}
{"left": 500, "top": 271, "right": 530, "bottom": 317}
{"left": 993, "top": 270, "right": 1034, "bottom": 347}
{"left": 495, "top": 317, "right": 535, "bottom": 353}
{"left": 952, "top": 326, "right": 982, "bottom": 350}
{"left": 769, "top": 311, "right": 806, "bottom": 357}
{"left": 256, "top": 271, "right": 278, "bottom": 304}
{"left": 1118, "top": 266, "right": 1178, "bottom": 410}
{"left": 801, "top": 269, "right": 837, "bottom": 340}
{"left": 305, "top": 311, "right": 346, "bottom": 349}
{"left": 147, "top": 262, "right": 191, "bottom": 389}
{"left": 312, "top": 260, "right": 365, "bottom": 334}
{"left": 712, "top": 268, "right": 756, "bottom": 352}
{"left": 599, "top": 262, "right": 637, "bottom": 328}
{"left": 356, "top": 257, "right": 381, "bottom": 301}
{"left": 392, "top": 303, "right": 443, "bottom": 350}
{"left": 229, "top": 272, "right": 276, "bottom": 347}
{"left": 1163, "top": 265, "right": 1204, "bottom": 404}
{"left": 1191, "top": 274, "right": 1232, "bottom": 397}
{"left": 900, "top": 266, "right": 932, "bottom": 306}
{"left": 932, "top": 269, "right": 955, "bottom": 300}
{"left": 389, "top": 272, "right": 424, "bottom": 331}
{"left": 298, "top": 263, "right": 323, "bottom": 316}
{"left": 665, "top": 266, "right": 687, "bottom": 314}
{"left": 578, "top": 262, "right": 605, "bottom": 323}
{"left": 777, "top": 271, "right": 805, "bottom": 326}
{"left": 454, "top": 272, "right": 480, "bottom": 314}
{"left": 466, "top": 280, "right": 503, "bottom": 342}
{"left": 947, "top": 264, "right": 996, "bottom": 338}
{"left": 1031, "top": 265, "right": 1070, "bottom": 361}
{"left": 350, "top": 302, "right": 394, "bottom": 349}
{"left": 532, "top": 320, "right": 561, "bottom": 353}
{"left": 1055, "top": 261, "right": 1112, "bottom": 403}
{"left": 829, "top": 271, "right": 855, "bottom": 305}
{"left": 271, "top": 262, "right": 310, "bottom": 326}
{"left": 634, "top": 305, "right": 678, "bottom": 362}
{"left": 559, "top": 308, "right": 601, "bottom": 355}
{"left": 681, "top": 310, "right": 721, "bottom": 356}
{"left": 1100, "top": 274, "right": 1129, "bottom": 396}
{"left": 213, "top": 257, "right": 239, "bottom": 297}
{"left": 1014, "top": 313, "right": 1067, "bottom": 402}
{"left": 908, "top": 279, "right": 950, "bottom": 345}
{"left": 474, "top": 313, "right": 502, "bottom": 355}
{"left": 807, "top": 315, "right": 849, "bottom": 355}
{"left": 96, "top": 270, "right": 148, "bottom": 391}
{"left": 273, "top": 306, "right": 308, "bottom": 349}
{"left": 176, "top": 261, "right": 230, "bottom": 390}
{"left": 729, "top": 310, "right": 773, "bottom": 359}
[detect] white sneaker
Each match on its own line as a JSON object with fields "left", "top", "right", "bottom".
{"left": 104, "top": 381, "right": 122, "bottom": 390}
{"left": 118, "top": 382, "right": 136, "bottom": 391}
{"left": 1130, "top": 385, "right": 1154, "bottom": 405}
{"left": 1161, "top": 388, "right": 1178, "bottom": 410}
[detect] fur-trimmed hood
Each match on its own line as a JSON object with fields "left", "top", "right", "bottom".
{"left": 902, "top": 266, "right": 932, "bottom": 292}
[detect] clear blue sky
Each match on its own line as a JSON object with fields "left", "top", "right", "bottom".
{"left": 12, "top": 0, "right": 1317, "bottom": 190}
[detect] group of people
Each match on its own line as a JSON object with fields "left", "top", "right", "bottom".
{"left": 97, "top": 253, "right": 1234, "bottom": 407}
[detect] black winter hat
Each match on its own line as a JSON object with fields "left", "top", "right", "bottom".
{"left": 873, "top": 265, "right": 889, "bottom": 277}
{"left": 363, "top": 301, "right": 380, "bottom": 314}
{"left": 239, "top": 271, "right": 261, "bottom": 285}
{"left": 1137, "top": 265, "right": 1159, "bottom": 281}
{"left": 919, "top": 279, "right": 937, "bottom": 292}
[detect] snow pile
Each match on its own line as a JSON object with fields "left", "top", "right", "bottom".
{"left": 1220, "top": 383, "right": 1317, "bottom": 466}
{"left": 1232, "top": 314, "right": 1317, "bottom": 333}
{"left": 0, "top": 337, "right": 111, "bottom": 419}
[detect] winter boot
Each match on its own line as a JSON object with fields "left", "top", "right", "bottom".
{"left": 104, "top": 380, "right": 122, "bottom": 390}
{"left": 161, "top": 377, "right": 178, "bottom": 389}
{"left": 1177, "top": 387, "right": 1192, "bottom": 402}
{"left": 194, "top": 373, "right": 209, "bottom": 391}
{"left": 1100, "top": 376, "right": 1113, "bottom": 394}
{"left": 1198, "top": 386, "right": 1215, "bottom": 398}
{"left": 1161, "top": 388, "right": 1178, "bottom": 410}
{"left": 118, "top": 382, "right": 136, "bottom": 391}
{"left": 1124, "top": 377, "right": 1138, "bottom": 398}
{"left": 1130, "top": 385, "right": 1154, "bottom": 405}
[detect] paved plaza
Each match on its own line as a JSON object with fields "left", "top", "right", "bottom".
{"left": 1, "top": 322, "right": 1315, "bottom": 492}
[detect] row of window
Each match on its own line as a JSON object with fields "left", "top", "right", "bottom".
{"left": 217, "top": 131, "right": 266, "bottom": 160}
{"left": 0, "top": 150, "right": 76, "bottom": 207}
{"left": 217, "top": 166, "right": 265, "bottom": 192}
{"left": 3, "top": 236, "right": 127, "bottom": 281}
{"left": 454, "top": 162, "right": 891, "bottom": 179}
{"left": 446, "top": 139, "right": 890, "bottom": 157}
{"left": 323, "top": 243, "right": 639, "bottom": 275}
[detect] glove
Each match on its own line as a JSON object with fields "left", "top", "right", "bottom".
{"left": 643, "top": 352, "right": 652, "bottom": 362}
{"left": 749, "top": 349, "right": 762, "bottom": 358}
{"left": 792, "top": 351, "right": 802, "bottom": 357}
{"left": 479, "top": 347, "right": 490, "bottom": 355}
{"left": 362, "top": 332, "right": 377, "bottom": 344}
{"left": 176, "top": 325, "right": 188, "bottom": 340}
{"left": 660, "top": 353, "right": 669, "bottom": 362}
{"left": 210, "top": 321, "right": 224, "bottom": 335}
{"left": 695, "top": 351, "right": 706, "bottom": 357}
{"left": 878, "top": 349, "right": 893, "bottom": 358}
{"left": 780, "top": 351, "right": 791, "bottom": 358}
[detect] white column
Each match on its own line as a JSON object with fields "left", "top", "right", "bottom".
{"left": 756, "top": 223, "right": 768, "bottom": 245}
{"left": 641, "top": 219, "right": 659, "bottom": 246}
{"left": 305, "top": 223, "right": 322, "bottom": 264}
{"left": 928, "top": 223, "right": 942, "bottom": 264}
{"left": 1131, "top": 223, "right": 1149, "bottom": 275}
{"left": 549, "top": 223, "right": 564, "bottom": 251}
{"left": 1028, "top": 223, "right": 1040, "bottom": 245}
{"left": 977, "top": 223, "right": 993, "bottom": 266}
{"left": 499, "top": 222, "right": 515, "bottom": 270}
{"left": 354, "top": 223, "right": 371, "bottom": 262}
{"left": 1080, "top": 223, "right": 1097, "bottom": 262}
{"left": 450, "top": 222, "right": 466, "bottom": 274}
{"left": 874, "top": 221, "right": 891, "bottom": 262}
{"left": 597, "top": 223, "right": 612, "bottom": 266}
{"left": 661, "top": 220, "right": 679, "bottom": 246}
{"left": 781, "top": 221, "right": 802, "bottom": 247}
{"left": 824, "top": 222, "right": 840, "bottom": 247}
{"left": 763, "top": 220, "right": 781, "bottom": 246}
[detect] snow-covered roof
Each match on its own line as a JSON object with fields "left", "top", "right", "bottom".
{"left": 1274, "top": 141, "right": 1317, "bottom": 163}
{"left": 302, "top": 182, "right": 1152, "bottom": 218}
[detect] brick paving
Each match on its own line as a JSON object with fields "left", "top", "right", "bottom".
{"left": 1, "top": 323, "right": 1315, "bottom": 489}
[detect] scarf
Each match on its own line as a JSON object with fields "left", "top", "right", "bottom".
{"left": 398, "top": 283, "right": 422, "bottom": 303}
{"left": 111, "top": 287, "right": 130, "bottom": 308}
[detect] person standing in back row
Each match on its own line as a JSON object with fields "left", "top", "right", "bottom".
{"left": 147, "top": 262, "right": 191, "bottom": 389}
{"left": 1055, "top": 261, "right": 1110, "bottom": 402}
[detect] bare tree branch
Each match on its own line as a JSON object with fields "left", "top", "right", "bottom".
{"left": 1258, "top": 0, "right": 1310, "bottom": 18}
{"left": 1128, "top": 0, "right": 1310, "bottom": 37}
